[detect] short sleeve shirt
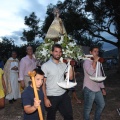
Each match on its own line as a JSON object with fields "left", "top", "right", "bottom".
{"left": 21, "top": 86, "right": 44, "bottom": 120}
{"left": 41, "top": 58, "right": 67, "bottom": 96}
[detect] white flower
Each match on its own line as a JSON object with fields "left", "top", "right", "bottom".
{"left": 44, "top": 43, "right": 49, "bottom": 46}
{"left": 65, "top": 55, "right": 67, "bottom": 57}
{"left": 41, "top": 48, "right": 48, "bottom": 56}
{"left": 60, "top": 57, "right": 63, "bottom": 63}
{"left": 68, "top": 42, "right": 75, "bottom": 47}
{"left": 68, "top": 35, "right": 72, "bottom": 40}
{"left": 63, "top": 52, "right": 65, "bottom": 54}
{"left": 57, "top": 39, "right": 63, "bottom": 44}
{"left": 66, "top": 46, "right": 68, "bottom": 49}
{"left": 60, "top": 35, "right": 64, "bottom": 41}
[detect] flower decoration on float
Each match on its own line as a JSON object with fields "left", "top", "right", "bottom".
{"left": 35, "top": 34, "right": 83, "bottom": 62}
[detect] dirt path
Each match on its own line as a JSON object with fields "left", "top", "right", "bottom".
{"left": 0, "top": 69, "right": 120, "bottom": 120}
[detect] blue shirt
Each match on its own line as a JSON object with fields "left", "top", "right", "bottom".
{"left": 21, "top": 85, "right": 44, "bottom": 120}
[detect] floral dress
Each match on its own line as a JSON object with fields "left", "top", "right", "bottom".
{"left": 0, "top": 68, "right": 4, "bottom": 99}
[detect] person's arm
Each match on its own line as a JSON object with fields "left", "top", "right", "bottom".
{"left": 24, "top": 98, "right": 40, "bottom": 114}
{"left": 41, "top": 64, "right": 51, "bottom": 107}
{"left": 101, "top": 88, "right": 106, "bottom": 96}
{"left": 69, "top": 66, "right": 74, "bottom": 80}
{"left": 99, "top": 82, "right": 106, "bottom": 95}
{"left": 18, "top": 59, "right": 25, "bottom": 89}
{"left": 42, "top": 78, "right": 51, "bottom": 107}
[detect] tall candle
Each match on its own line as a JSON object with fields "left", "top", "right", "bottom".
{"left": 28, "top": 71, "right": 43, "bottom": 120}
{"left": 67, "top": 61, "right": 70, "bottom": 86}
{"left": 96, "top": 61, "right": 98, "bottom": 77}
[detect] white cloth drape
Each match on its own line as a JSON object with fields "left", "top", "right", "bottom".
{"left": 6, "top": 72, "right": 21, "bottom": 100}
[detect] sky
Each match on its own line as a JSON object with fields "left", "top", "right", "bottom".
{"left": 0, "top": 0, "right": 117, "bottom": 50}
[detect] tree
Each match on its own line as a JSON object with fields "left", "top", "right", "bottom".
{"left": 84, "top": 0, "right": 120, "bottom": 72}
{"left": 0, "top": 37, "right": 16, "bottom": 62}
{"left": 22, "top": 12, "right": 41, "bottom": 43}
{"left": 0, "top": 37, "right": 14, "bottom": 56}
{"left": 42, "top": 0, "right": 120, "bottom": 72}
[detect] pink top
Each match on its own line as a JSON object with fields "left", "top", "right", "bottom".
{"left": 83, "top": 59, "right": 105, "bottom": 92}
{"left": 18, "top": 55, "right": 36, "bottom": 81}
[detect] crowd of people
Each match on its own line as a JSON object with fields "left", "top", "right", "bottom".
{"left": 0, "top": 44, "right": 108, "bottom": 120}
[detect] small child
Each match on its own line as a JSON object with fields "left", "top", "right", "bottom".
{"left": 0, "top": 68, "right": 6, "bottom": 109}
{"left": 21, "top": 68, "right": 45, "bottom": 120}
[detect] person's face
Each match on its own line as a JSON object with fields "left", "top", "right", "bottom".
{"left": 90, "top": 48, "right": 99, "bottom": 57}
{"left": 51, "top": 47, "right": 62, "bottom": 60}
{"left": 12, "top": 52, "right": 17, "bottom": 59}
{"left": 26, "top": 47, "right": 33, "bottom": 55}
{"left": 35, "top": 74, "right": 44, "bottom": 89}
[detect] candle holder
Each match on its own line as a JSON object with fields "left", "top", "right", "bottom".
{"left": 89, "top": 61, "right": 106, "bottom": 82}
{"left": 57, "top": 61, "right": 77, "bottom": 89}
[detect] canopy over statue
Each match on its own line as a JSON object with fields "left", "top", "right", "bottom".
{"left": 45, "top": 8, "right": 67, "bottom": 39}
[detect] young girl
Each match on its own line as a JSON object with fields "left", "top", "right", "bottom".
{"left": 0, "top": 68, "right": 6, "bottom": 108}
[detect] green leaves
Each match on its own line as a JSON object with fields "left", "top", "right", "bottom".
{"left": 35, "top": 35, "right": 83, "bottom": 62}
{"left": 22, "top": 12, "right": 41, "bottom": 43}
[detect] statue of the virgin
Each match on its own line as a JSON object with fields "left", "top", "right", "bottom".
{"left": 45, "top": 8, "right": 67, "bottom": 40}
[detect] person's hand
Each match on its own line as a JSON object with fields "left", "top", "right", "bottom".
{"left": 93, "top": 56, "right": 100, "bottom": 63}
{"left": 66, "top": 58, "right": 72, "bottom": 62}
{"left": 11, "top": 66, "right": 16, "bottom": 70}
{"left": 12, "top": 66, "right": 18, "bottom": 71}
{"left": 33, "top": 98, "right": 41, "bottom": 109}
{"left": 102, "top": 88, "right": 106, "bottom": 96}
{"left": 14, "top": 66, "right": 18, "bottom": 71}
{"left": 44, "top": 97, "right": 52, "bottom": 107}
{"left": 21, "top": 80, "right": 25, "bottom": 89}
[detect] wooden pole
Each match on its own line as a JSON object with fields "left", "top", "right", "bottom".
{"left": 28, "top": 71, "right": 43, "bottom": 120}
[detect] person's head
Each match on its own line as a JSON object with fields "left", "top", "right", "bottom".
{"left": 32, "top": 68, "right": 44, "bottom": 89}
{"left": 11, "top": 51, "right": 17, "bottom": 59}
{"left": 51, "top": 44, "right": 62, "bottom": 60}
{"left": 26, "top": 46, "right": 33, "bottom": 56}
{"left": 89, "top": 46, "right": 99, "bottom": 57}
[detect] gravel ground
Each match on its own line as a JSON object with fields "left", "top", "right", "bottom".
{"left": 0, "top": 68, "right": 120, "bottom": 120}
